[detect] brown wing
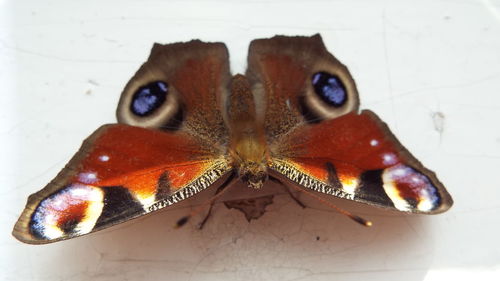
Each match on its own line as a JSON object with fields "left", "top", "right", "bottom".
{"left": 246, "top": 34, "right": 359, "bottom": 143}
{"left": 116, "top": 40, "right": 231, "bottom": 147}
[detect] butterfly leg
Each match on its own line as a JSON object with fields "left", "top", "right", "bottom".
{"left": 197, "top": 205, "right": 214, "bottom": 230}
{"left": 269, "top": 176, "right": 307, "bottom": 209}
{"left": 197, "top": 172, "right": 237, "bottom": 229}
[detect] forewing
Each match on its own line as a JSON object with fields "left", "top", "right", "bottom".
{"left": 270, "top": 110, "right": 453, "bottom": 214}
{"left": 13, "top": 124, "right": 231, "bottom": 244}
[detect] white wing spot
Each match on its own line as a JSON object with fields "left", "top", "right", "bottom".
{"left": 78, "top": 172, "right": 98, "bottom": 184}
{"left": 382, "top": 153, "right": 397, "bottom": 165}
{"left": 99, "top": 155, "right": 110, "bottom": 162}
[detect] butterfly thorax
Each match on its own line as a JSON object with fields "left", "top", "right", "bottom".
{"left": 230, "top": 127, "right": 268, "bottom": 189}
{"left": 227, "top": 75, "right": 269, "bottom": 189}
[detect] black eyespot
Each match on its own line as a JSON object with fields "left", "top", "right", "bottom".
{"left": 130, "top": 81, "right": 168, "bottom": 116}
{"left": 311, "top": 72, "right": 347, "bottom": 107}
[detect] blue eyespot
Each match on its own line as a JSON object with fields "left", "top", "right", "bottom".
{"left": 130, "top": 81, "right": 168, "bottom": 116}
{"left": 311, "top": 72, "right": 347, "bottom": 107}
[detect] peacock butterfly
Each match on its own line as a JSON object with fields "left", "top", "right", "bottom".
{"left": 12, "top": 34, "right": 453, "bottom": 244}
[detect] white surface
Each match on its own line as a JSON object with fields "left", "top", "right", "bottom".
{"left": 1, "top": 0, "right": 500, "bottom": 280}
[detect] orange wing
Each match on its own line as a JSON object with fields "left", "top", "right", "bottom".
{"left": 270, "top": 110, "right": 453, "bottom": 214}
{"left": 13, "top": 124, "right": 230, "bottom": 244}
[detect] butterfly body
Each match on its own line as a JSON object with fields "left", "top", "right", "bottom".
{"left": 227, "top": 74, "right": 269, "bottom": 189}
{"left": 13, "top": 34, "right": 452, "bottom": 244}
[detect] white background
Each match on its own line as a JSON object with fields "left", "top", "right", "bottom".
{"left": 1, "top": 0, "right": 499, "bottom": 280}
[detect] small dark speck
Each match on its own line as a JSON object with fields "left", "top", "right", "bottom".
{"left": 432, "top": 111, "right": 445, "bottom": 134}
{"left": 443, "top": 16, "right": 451, "bottom": 20}
{"left": 316, "top": 236, "right": 320, "bottom": 241}
{"left": 85, "top": 79, "right": 99, "bottom": 95}
{"left": 88, "top": 79, "right": 99, "bottom": 86}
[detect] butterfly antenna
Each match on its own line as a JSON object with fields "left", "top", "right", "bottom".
{"left": 175, "top": 172, "right": 239, "bottom": 228}
{"left": 283, "top": 179, "right": 372, "bottom": 227}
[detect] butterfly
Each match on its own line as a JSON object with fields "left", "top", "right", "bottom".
{"left": 13, "top": 34, "right": 453, "bottom": 244}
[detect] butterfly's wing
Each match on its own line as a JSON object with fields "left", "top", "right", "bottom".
{"left": 247, "top": 34, "right": 452, "bottom": 214}
{"left": 13, "top": 40, "right": 232, "bottom": 244}
{"left": 117, "top": 39, "right": 230, "bottom": 144}
{"left": 13, "top": 125, "right": 231, "bottom": 244}
{"left": 270, "top": 111, "right": 453, "bottom": 213}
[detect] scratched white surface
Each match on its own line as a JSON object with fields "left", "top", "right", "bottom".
{"left": 1, "top": 0, "right": 500, "bottom": 280}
